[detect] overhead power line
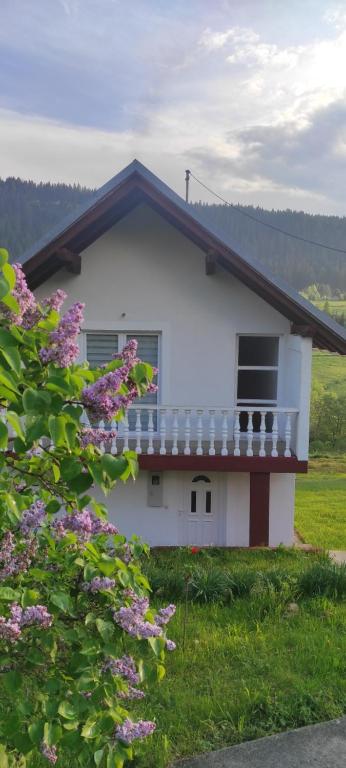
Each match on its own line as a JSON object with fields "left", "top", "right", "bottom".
{"left": 189, "top": 171, "right": 346, "bottom": 256}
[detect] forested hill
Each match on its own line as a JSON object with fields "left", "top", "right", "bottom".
{"left": 1, "top": 176, "right": 346, "bottom": 292}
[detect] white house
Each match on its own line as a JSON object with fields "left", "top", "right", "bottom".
{"left": 18, "top": 160, "right": 346, "bottom": 548}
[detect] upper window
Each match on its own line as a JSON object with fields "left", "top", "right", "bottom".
{"left": 85, "top": 332, "right": 159, "bottom": 429}
{"left": 237, "top": 336, "right": 279, "bottom": 405}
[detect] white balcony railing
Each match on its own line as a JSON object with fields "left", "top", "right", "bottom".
{"left": 87, "top": 406, "right": 300, "bottom": 459}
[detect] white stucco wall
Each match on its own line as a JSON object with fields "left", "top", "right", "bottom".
{"left": 269, "top": 473, "right": 295, "bottom": 546}
{"left": 35, "top": 203, "right": 292, "bottom": 409}
{"left": 97, "top": 470, "right": 294, "bottom": 547}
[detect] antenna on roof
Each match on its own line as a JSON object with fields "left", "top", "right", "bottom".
{"left": 185, "top": 169, "right": 191, "bottom": 203}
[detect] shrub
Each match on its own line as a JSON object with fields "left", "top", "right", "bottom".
{"left": 298, "top": 562, "right": 346, "bottom": 598}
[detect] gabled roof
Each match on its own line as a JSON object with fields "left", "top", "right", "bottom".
{"left": 19, "top": 159, "right": 346, "bottom": 354}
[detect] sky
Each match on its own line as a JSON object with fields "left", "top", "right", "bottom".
{"left": 1, "top": 0, "right": 346, "bottom": 213}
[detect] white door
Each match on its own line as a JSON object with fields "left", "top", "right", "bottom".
{"left": 184, "top": 474, "right": 220, "bottom": 546}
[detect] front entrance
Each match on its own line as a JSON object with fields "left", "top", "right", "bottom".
{"left": 182, "top": 473, "right": 224, "bottom": 546}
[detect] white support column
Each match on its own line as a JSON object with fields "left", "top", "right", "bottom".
{"left": 284, "top": 412, "right": 292, "bottom": 458}
{"left": 246, "top": 411, "right": 254, "bottom": 457}
{"left": 135, "top": 409, "right": 142, "bottom": 454}
{"left": 172, "top": 409, "right": 179, "bottom": 455}
{"left": 196, "top": 409, "right": 203, "bottom": 456}
{"left": 123, "top": 413, "right": 129, "bottom": 453}
{"left": 184, "top": 409, "right": 191, "bottom": 455}
{"left": 271, "top": 412, "right": 278, "bottom": 457}
{"left": 147, "top": 409, "right": 154, "bottom": 455}
{"left": 221, "top": 410, "right": 228, "bottom": 456}
{"left": 233, "top": 410, "right": 240, "bottom": 456}
{"left": 159, "top": 408, "right": 167, "bottom": 455}
{"left": 259, "top": 411, "right": 267, "bottom": 457}
{"left": 208, "top": 410, "right": 216, "bottom": 456}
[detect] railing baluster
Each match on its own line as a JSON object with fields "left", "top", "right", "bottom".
{"left": 196, "top": 409, "right": 203, "bottom": 455}
{"left": 123, "top": 413, "right": 129, "bottom": 453}
{"left": 99, "top": 419, "right": 105, "bottom": 453}
{"left": 284, "top": 412, "right": 292, "bottom": 457}
{"left": 159, "top": 408, "right": 167, "bottom": 455}
{"left": 221, "top": 409, "right": 228, "bottom": 456}
{"left": 111, "top": 419, "right": 117, "bottom": 455}
{"left": 208, "top": 409, "right": 216, "bottom": 456}
{"left": 233, "top": 409, "right": 240, "bottom": 456}
{"left": 135, "top": 409, "right": 142, "bottom": 454}
{"left": 172, "top": 409, "right": 179, "bottom": 455}
{"left": 259, "top": 410, "right": 267, "bottom": 457}
{"left": 147, "top": 409, "right": 154, "bottom": 454}
{"left": 246, "top": 410, "right": 254, "bottom": 457}
{"left": 271, "top": 412, "right": 279, "bottom": 457}
{"left": 184, "top": 409, "right": 191, "bottom": 455}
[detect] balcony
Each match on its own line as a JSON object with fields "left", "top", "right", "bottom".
{"left": 87, "top": 406, "right": 306, "bottom": 469}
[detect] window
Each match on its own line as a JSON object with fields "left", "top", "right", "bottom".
{"left": 237, "top": 336, "right": 279, "bottom": 405}
{"left": 85, "top": 332, "right": 159, "bottom": 429}
{"left": 237, "top": 336, "right": 279, "bottom": 432}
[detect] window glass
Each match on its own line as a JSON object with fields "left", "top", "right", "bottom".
{"left": 237, "top": 370, "right": 278, "bottom": 401}
{"left": 238, "top": 336, "right": 279, "bottom": 367}
{"left": 86, "top": 333, "right": 118, "bottom": 367}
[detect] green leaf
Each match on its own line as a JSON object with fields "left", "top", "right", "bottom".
{"left": 1, "top": 292, "right": 19, "bottom": 314}
{"left": 148, "top": 636, "right": 166, "bottom": 658}
{"left": 45, "top": 499, "right": 60, "bottom": 514}
{"left": 0, "top": 745, "right": 8, "bottom": 768}
{"left": 67, "top": 471, "right": 93, "bottom": 494}
{"left": 96, "top": 619, "right": 115, "bottom": 643}
{"left": 28, "top": 721, "right": 44, "bottom": 746}
{"left": 0, "top": 421, "right": 8, "bottom": 449}
{"left": 2, "top": 670, "right": 22, "bottom": 693}
{"left": 48, "top": 415, "right": 67, "bottom": 447}
{"left": 0, "top": 345, "right": 21, "bottom": 376}
{"left": 0, "top": 370, "right": 19, "bottom": 394}
{"left": 0, "top": 248, "right": 9, "bottom": 266}
{"left": 6, "top": 411, "right": 24, "bottom": 440}
{"left": 21, "top": 588, "right": 41, "bottom": 608}
{"left": 43, "top": 722, "right": 62, "bottom": 746}
{"left": 58, "top": 701, "right": 78, "bottom": 720}
{"left": 0, "top": 586, "right": 20, "bottom": 601}
{"left": 0, "top": 276, "right": 10, "bottom": 300}
{"left": 50, "top": 592, "right": 74, "bottom": 614}
{"left": 101, "top": 454, "right": 128, "bottom": 481}
{"left": 23, "top": 388, "right": 51, "bottom": 414}
{"left": 0, "top": 329, "right": 18, "bottom": 347}
{"left": 94, "top": 748, "right": 104, "bottom": 767}
{"left": 2, "top": 263, "right": 16, "bottom": 290}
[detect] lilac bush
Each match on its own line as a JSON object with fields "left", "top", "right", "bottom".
{"left": 0, "top": 249, "right": 174, "bottom": 768}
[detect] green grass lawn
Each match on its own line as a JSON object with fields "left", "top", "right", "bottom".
{"left": 133, "top": 548, "right": 346, "bottom": 767}
{"left": 313, "top": 299, "right": 346, "bottom": 313}
{"left": 295, "top": 458, "right": 346, "bottom": 549}
{"left": 312, "top": 351, "right": 346, "bottom": 396}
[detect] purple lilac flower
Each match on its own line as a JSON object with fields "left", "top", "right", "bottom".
{"left": 103, "top": 655, "right": 139, "bottom": 685}
{"left": 52, "top": 509, "right": 118, "bottom": 542}
{"left": 166, "top": 639, "right": 176, "bottom": 651}
{"left": 43, "top": 289, "right": 67, "bottom": 312}
{"left": 113, "top": 338, "right": 138, "bottom": 363}
{"left": 20, "top": 500, "right": 46, "bottom": 534}
{"left": 81, "top": 368, "right": 136, "bottom": 422}
{"left": 115, "top": 718, "right": 156, "bottom": 745}
{"left": 40, "top": 742, "right": 58, "bottom": 764}
{"left": 0, "top": 616, "right": 21, "bottom": 643}
{"left": 155, "top": 604, "right": 176, "bottom": 626}
{"left": 80, "top": 427, "right": 117, "bottom": 449}
{"left": 118, "top": 686, "right": 145, "bottom": 700}
{"left": 113, "top": 591, "right": 161, "bottom": 639}
{"left": 21, "top": 605, "right": 52, "bottom": 628}
{"left": 0, "top": 533, "right": 36, "bottom": 580}
{"left": 5, "top": 264, "right": 39, "bottom": 328}
{"left": 83, "top": 577, "right": 116, "bottom": 593}
{"left": 40, "top": 301, "right": 84, "bottom": 367}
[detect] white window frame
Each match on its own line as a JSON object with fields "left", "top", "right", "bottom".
{"left": 235, "top": 334, "right": 282, "bottom": 407}
{"left": 79, "top": 323, "right": 167, "bottom": 419}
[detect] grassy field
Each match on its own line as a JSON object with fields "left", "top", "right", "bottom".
{"left": 313, "top": 299, "right": 346, "bottom": 313}
{"left": 312, "top": 350, "right": 346, "bottom": 396}
{"left": 133, "top": 548, "right": 346, "bottom": 767}
{"left": 295, "top": 458, "right": 346, "bottom": 549}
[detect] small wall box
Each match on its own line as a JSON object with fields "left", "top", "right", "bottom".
{"left": 147, "top": 472, "right": 163, "bottom": 507}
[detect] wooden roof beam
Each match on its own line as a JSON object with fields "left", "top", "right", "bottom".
{"left": 56, "top": 248, "right": 81, "bottom": 275}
